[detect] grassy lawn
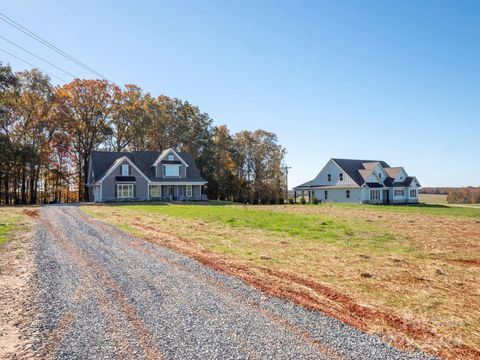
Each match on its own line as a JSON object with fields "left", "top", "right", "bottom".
{"left": 0, "top": 208, "right": 28, "bottom": 246}
{"left": 83, "top": 203, "right": 480, "bottom": 359}
{"left": 320, "top": 202, "right": 480, "bottom": 218}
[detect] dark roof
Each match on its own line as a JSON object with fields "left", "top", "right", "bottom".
{"left": 390, "top": 176, "right": 416, "bottom": 187}
{"left": 293, "top": 158, "right": 420, "bottom": 190}
{"left": 90, "top": 150, "right": 206, "bottom": 183}
{"left": 331, "top": 159, "right": 390, "bottom": 186}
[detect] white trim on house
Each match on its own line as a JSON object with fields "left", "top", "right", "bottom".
{"left": 163, "top": 163, "right": 181, "bottom": 177}
{"left": 95, "top": 156, "right": 150, "bottom": 185}
{"left": 149, "top": 181, "right": 206, "bottom": 186}
{"left": 121, "top": 164, "right": 129, "bottom": 176}
{"left": 116, "top": 183, "right": 134, "bottom": 198}
{"left": 152, "top": 148, "right": 189, "bottom": 167}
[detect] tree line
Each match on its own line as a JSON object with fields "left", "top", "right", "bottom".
{"left": 420, "top": 187, "right": 480, "bottom": 204}
{"left": 0, "top": 64, "right": 286, "bottom": 205}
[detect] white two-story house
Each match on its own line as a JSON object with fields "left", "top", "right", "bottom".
{"left": 293, "top": 158, "right": 420, "bottom": 204}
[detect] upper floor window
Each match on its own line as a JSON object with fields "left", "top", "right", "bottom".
{"left": 339, "top": 173, "right": 343, "bottom": 181}
{"left": 327, "top": 174, "right": 331, "bottom": 182}
{"left": 121, "top": 164, "right": 129, "bottom": 176}
{"left": 167, "top": 154, "right": 174, "bottom": 161}
{"left": 379, "top": 173, "right": 382, "bottom": 179}
{"left": 165, "top": 164, "right": 180, "bottom": 177}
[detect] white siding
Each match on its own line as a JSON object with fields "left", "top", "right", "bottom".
{"left": 394, "top": 168, "right": 408, "bottom": 182}
{"left": 312, "top": 160, "right": 357, "bottom": 186}
{"left": 312, "top": 188, "right": 362, "bottom": 203}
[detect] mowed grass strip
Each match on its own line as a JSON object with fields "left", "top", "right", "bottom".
{"left": 83, "top": 204, "right": 480, "bottom": 359}
{"left": 312, "top": 202, "right": 480, "bottom": 218}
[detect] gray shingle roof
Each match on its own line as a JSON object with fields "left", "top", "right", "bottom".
{"left": 331, "top": 159, "right": 390, "bottom": 186}
{"left": 293, "top": 158, "right": 420, "bottom": 190}
{"left": 90, "top": 150, "right": 206, "bottom": 183}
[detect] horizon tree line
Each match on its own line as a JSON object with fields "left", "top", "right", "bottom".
{"left": 0, "top": 64, "right": 286, "bottom": 205}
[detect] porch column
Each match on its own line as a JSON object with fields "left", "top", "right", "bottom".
{"left": 308, "top": 190, "right": 311, "bottom": 203}
{"left": 294, "top": 190, "right": 296, "bottom": 203}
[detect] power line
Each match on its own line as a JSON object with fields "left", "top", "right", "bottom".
{"left": 0, "top": 12, "right": 111, "bottom": 81}
{"left": 0, "top": 35, "right": 77, "bottom": 79}
{"left": 0, "top": 47, "right": 67, "bottom": 82}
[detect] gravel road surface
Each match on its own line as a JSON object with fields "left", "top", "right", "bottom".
{"left": 30, "top": 206, "right": 434, "bottom": 359}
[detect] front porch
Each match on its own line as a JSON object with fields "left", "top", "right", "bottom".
{"left": 149, "top": 184, "right": 207, "bottom": 201}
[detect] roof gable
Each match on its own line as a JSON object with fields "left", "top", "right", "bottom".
{"left": 90, "top": 150, "right": 205, "bottom": 184}
{"left": 331, "top": 159, "right": 390, "bottom": 186}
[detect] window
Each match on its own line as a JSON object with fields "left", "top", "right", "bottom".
{"left": 339, "top": 173, "right": 344, "bottom": 181}
{"left": 324, "top": 190, "right": 328, "bottom": 200}
{"left": 167, "top": 154, "right": 174, "bottom": 161}
{"left": 121, "top": 164, "right": 129, "bottom": 176}
{"left": 379, "top": 173, "right": 382, "bottom": 179}
{"left": 370, "top": 189, "right": 380, "bottom": 201}
{"left": 117, "top": 184, "right": 133, "bottom": 198}
{"left": 410, "top": 189, "right": 417, "bottom": 198}
{"left": 150, "top": 185, "right": 161, "bottom": 197}
{"left": 327, "top": 174, "right": 331, "bottom": 182}
{"left": 165, "top": 164, "right": 180, "bottom": 176}
{"left": 186, "top": 185, "right": 192, "bottom": 197}
{"left": 394, "top": 189, "right": 405, "bottom": 197}
{"left": 346, "top": 190, "right": 350, "bottom": 198}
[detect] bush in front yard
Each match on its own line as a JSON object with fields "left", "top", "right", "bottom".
{"left": 300, "top": 197, "right": 306, "bottom": 205}
{"left": 288, "top": 198, "right": 294, "bottom": 204}
{"left": 312, "top": 197, "right": 319, "bottom": 204}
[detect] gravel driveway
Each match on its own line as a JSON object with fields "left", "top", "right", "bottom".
{"left": 30, "top": 205, "right": 434, "bottom": 359}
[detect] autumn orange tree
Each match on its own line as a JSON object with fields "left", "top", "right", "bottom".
{"left": 56, "top": 79, "right": 117, "bottom": 201}
{"left": 0, "top": 64, "right": 287, "bottom": 204}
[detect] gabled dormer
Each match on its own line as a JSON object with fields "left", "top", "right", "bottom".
{"left": 151, "top": 148, "right": 189, "bottom": 179}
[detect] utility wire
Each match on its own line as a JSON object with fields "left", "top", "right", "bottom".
{"left": 0, "top": 35, "right": 77, "bottom": 79}
{"left": 0, "top": 12, "right": 110, "bottom": 81}
{"left": 0, "top": 47, "right": 67, "bottom": 82}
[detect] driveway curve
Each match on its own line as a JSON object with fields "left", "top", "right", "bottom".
{"left": 30, "top": 206, "right": 433, "bottom": 359}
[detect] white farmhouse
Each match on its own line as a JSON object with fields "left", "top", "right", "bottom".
{"left": 293, "top": 158, "right": 421, "bottom": 204}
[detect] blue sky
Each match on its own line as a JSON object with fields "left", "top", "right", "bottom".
{"left": 2, "top": 1, "right": 479, "bottom": 187}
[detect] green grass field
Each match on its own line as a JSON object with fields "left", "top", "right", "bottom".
{"left": 0, "top": 208, "right": 26, "bottom": 245}
{"left": 318, "top": 201, "right": 480, "bottom": 218}
{"left": 83, "top": 203, "right": 480, "bottom": 358}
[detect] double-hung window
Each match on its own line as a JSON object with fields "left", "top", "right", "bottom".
{"left": 117, "top": 184, "right": 133, "bottom": 198}
{"left": 346, "top": 190, "right": 350, "bottom": 198}
{"left": 324, "top": 190, "right": 328, "bottom": 200}
{"left": 121, "top": 164, "right": 129, "bottom": 176}
{"left": 394, "top": 189, "right": 405, "bottom": 197}
{"left": 150, "top": 185, "right": 161, "bottom": 197}
{"left": 186, "top": 185, "right": 193, "bottom": 197}
{"left": 339, "top": 173, "right": 343, "bottom": 181}
{"left": 165, "top": 165, "right": 180, "bottom": 177}
{"left": 410, "top": 189, "right": 417, "bottom": 198}
{"left": 327, "top": 174, "right": 331, "bottom": 182}
{"left": 370, "top": 189, "right": 380, "bottom": 201}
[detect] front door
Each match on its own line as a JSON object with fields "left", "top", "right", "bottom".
{"left": 383, "top": 190, "right": 389, "bottom": 204}
{"left": 169, "top": 185, "right": 175, "bottom": 200}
